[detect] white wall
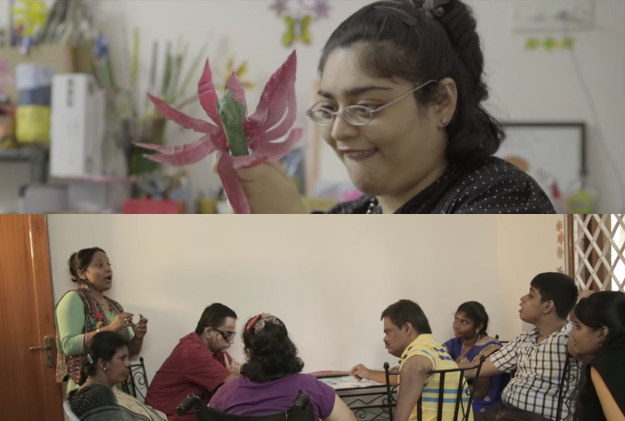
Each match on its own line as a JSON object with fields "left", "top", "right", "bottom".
{"left": 47, "top": 214, "right": 564, "bottom": 382}
{"left": 2, "top": 1, "right": 625, "bottom": 213}
{"left": 495, "top": 215, "right": 567, "bottom": 336}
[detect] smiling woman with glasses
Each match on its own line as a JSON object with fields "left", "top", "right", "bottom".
{"left": 231, "top": 0, "right": 555, "bottom": 214}
{"left": 306, "top": 79, "right": 438, "bottom": 127}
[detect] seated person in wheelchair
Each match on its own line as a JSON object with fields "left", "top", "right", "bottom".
{"left": 68, "top": 331, "right": 166, "bottom": 420}
{"left": 208, "top": 313, "right": 355, "bottom": 421}
{"left": 350, "top": 299, "right": 462, "bottom": 421}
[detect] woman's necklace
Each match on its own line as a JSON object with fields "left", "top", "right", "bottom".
{"left": 83, "top": 377, "right": 110, "bottom": 389}
{"left": 367, "top": 197, "right": 382, "bottom": 214}
{"left": 80, "top": 284, "right": 112, "bottom": 313}
{"left": 461, "top": 335, "right": 480, "bottom": 357}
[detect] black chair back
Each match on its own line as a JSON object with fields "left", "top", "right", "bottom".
{"left": 186, "top": 390, "right": 315, "bottom": 421}
{"left": 120, "top": 356, "right": 149, "bottom": 401}
{"left": 383, "top": 356, "right": 485, "bottom": 421}
{"left": 195, "top": 407, "right": 315, "bottom": 421}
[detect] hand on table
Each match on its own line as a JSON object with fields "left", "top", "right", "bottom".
{"left": 350, "top": 363, "right": 371, "bottom": 381}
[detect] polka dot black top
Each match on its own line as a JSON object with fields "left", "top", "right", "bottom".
{"left": 326, "top": 157, "right": 555, "bottom": 214}
{"left": 69, "top": 383, "right": 117, "bottom": 416}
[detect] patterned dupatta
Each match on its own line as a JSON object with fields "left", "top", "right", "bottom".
{"left": 459, "top": 335, "right": 501, "bottom": 364}
{"left": 55, "top": 288, "right": 124, "bottom": 384}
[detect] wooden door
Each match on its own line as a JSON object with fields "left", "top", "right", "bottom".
{"left": 0, "top": 215, "right": 63, "bottom": 420}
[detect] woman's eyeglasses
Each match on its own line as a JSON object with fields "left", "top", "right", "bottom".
{"left": 306, "top": 79, "right": 437, "bottom": 127}
{"left": 213, "top": 327, "right": 236, "bottom": 341}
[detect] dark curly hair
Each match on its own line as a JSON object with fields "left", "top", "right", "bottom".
{"left": 318, "top": 0, "right": 503, "bottom": 168}
{"left": 240, "top": 314, "right": 304, "bottom": 383}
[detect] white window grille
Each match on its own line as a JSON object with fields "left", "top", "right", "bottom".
{"left": 566, "top": 214, "right": 625, "bottom": 292}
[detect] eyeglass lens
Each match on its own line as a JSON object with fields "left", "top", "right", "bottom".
{"left": 214, "top": 327, "right": 236, "bottom": 340}
{"left": 307, "top": 105, "right": 372, "bottom": 126}
{"left": 307, "top": 79, "right": 437, "bottom": 127}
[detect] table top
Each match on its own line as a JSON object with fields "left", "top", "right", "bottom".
{"left": 318, "top": 375, "right": 384, "bottom": 390}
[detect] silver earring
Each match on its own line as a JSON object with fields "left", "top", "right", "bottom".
{"left": 441, "top": 118, "right": 448, "bottom": 126}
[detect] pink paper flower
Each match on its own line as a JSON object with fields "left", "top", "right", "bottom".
{"left": 136, "top": 51, "right": 302, "bottom": 213}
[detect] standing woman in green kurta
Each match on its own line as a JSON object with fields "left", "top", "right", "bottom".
{"left": 55, "top": 247, "right": 148, "bottom": 393}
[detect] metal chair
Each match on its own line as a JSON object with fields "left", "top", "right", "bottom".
{"left": 383, "top": 357, "right": 485, "bottom": 421}
{"left": 120, "top": 356, "right": 150, "bottom": 401}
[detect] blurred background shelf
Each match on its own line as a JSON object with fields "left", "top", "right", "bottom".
{"left": 0, "top": 145, "right": 48, "bottom": 183}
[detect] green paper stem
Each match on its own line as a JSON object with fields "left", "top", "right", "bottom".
{"left": 218, "top": 90, "right": 248, "bottom": 156}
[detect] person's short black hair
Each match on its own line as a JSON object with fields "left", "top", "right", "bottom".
{"left": 381, "top": 299, "right": 431, "bottom": 334}
{"left": 81, "top": 331, "right": 128, "bottom": 382}
{"left": 530, "top": 272, "right": 578, "bottom": 319}
{"left": 456, "top": 301, "right": 489, "bottom": 335}
{"left": 195, "top": 303, "right": 237, "bottom": 334}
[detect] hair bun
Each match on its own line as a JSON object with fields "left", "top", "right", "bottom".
{"left": 374, "top": 0, "right": 449, "bottom": 26}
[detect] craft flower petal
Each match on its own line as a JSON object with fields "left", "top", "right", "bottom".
{"left": 252, "top": 128, "right": 303, "bottom": 163}
{"left": 247, "top": 51, "right": 297, "bottom": 135}
{"left": 225, "top": 73, "right": 248, "bottom": 115}
{"left": 198, "top": 59, "right": 222, "bottom": 127}
{"left": 138, "top": 51, "right": 301, "bottom": 213}
{"left": 148, "top": 93, "right": 221, "bottom": 139}
{"left": 259, "top": 76, "right": 298, "bottom": 142}
{"left": 136, "top": 135, "right": 218, "bottom": 166}
{"left": 217, "top": 154, "right": 257, "bottom": 215}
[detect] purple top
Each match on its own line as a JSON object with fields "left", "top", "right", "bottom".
{"left": 208, "top": 373, "right": 336, "bottom": 419}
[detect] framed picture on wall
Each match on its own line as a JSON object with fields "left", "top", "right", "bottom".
{"left": 495, "top": 121, "right": 586, "bottom": 199}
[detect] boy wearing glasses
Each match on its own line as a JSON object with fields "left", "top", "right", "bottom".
{"left": 145, "top": 303, "right": 240, "bottom": 420}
